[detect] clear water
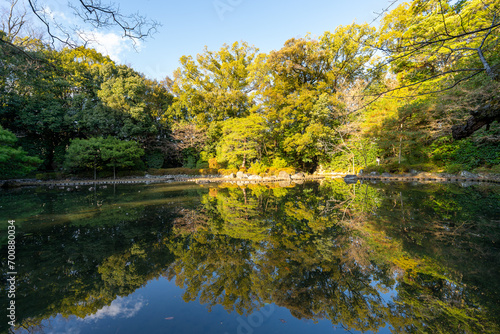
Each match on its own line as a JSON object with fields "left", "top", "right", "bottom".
{"left": 1, "top": 180, "right": 499, "bottom": 334}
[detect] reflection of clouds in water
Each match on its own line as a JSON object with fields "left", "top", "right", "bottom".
{"left": 82, "top": 296, "right": 145, "bottom": 322}
{"left": 15, "top": 297, "right": 146, "bottom": 334}
{"left": 46, "top": 323, "right": 82, "bottom": 334}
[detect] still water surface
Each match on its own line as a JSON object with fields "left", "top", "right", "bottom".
{"left": 1, "top": 180, "right": 499, "bottom": 333}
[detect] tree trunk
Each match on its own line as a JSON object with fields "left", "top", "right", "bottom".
{"left": 452, "top": 102, "right": 500, "bottom": 140}
{"left": 93, "top": 157, "right": 97, "bottom": 180}
{"left": 478, "top": 48, "right": 497, "bottom": 81}
{"left": 113, "top": 165, "right": 116, "bottom": 180}
{"left": 399, "top": 137, "right": 402, "bottom": 164}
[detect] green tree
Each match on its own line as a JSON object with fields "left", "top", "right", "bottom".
{"left": 377, "top": 0, "right": 500, "bottom": 139}
{"left": 101, "top": 137, "right": 144, "bottom": 179}
{"left": 217, "top": 114, "right": 265, "bottom": 168}
{"left": 168, "top": 41, "right": 259, "bottom": 126}
{"left": 65, "top": 137, "right": 144, "bottom": 179}
{"left": 0, "top": 124, "right": 41, "bottom": 178}
{"left": 257, "top": 24, "right": 377, "bottom": 170}
{"left": 64, "top": 137, "right": 104, "bottom": 180}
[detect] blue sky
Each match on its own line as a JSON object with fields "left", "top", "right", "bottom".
{"left": 112, "top": 0, "right": 398, "bottom": 80}
{"left": 2, "top": 0, "right": 399, "bottom": 80}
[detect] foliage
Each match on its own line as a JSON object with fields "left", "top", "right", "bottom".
{"left": 0, "top": 125, "right": 42, "bottom": 178}
{"left": 428, "top": 136, "right": 500, "bottom": 171}
{"left": 64, "top": 137, "right": 144, "bottom": 179}
{"left": 148, "top": 168, "right": 204, "bottom": 175}
{"left": 218, "top": 168, "right": 238, "bottom": 176}
{"left": 270, "top": 157, "right": 288, "bottom": 168}
{"left": 101, "top": 137, "right": 145, "bottom": 179}
{"left": 217, "top": 114, "right": 266, "bottom": 168}
{"left": 145, "top": 151, "right": 165, "bottom": 169}
{"left": 2, "top": 0, "right": 500, "bottom": 178}
{"left": 247, "top": 161, "right": 267, "bottom": 175}
{"left": 208, "top": 158, "right": 218, "bottom": 169}
{"left": 168, "top": 41, "right": 258, "bottom": 125}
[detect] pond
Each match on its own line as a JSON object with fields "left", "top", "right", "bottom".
{"left": 1, "top": 180, "right": 499, "bottom": 334}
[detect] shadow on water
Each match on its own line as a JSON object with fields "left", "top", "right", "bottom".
{"left": 1, "top": 180, "right": 499, "bottom": 333}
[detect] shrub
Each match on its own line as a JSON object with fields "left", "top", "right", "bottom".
{"left": 145, "top": 152, "right": 164, "bottom": 169}
{"left": 219, "top": 168, "right": 238, "bottom": 175}
{"left": 196, "top": 158, "right": 209, "bottom": 169}
{"left": 247, "top": 161, "right": 267, "bottom": 175}
{"left": 35, "top": 172, "right": 65, "bottom": 180}
{"left": 277, "top": 167, "right": 296, "bottom": 175}
{"left": 199, "top": 168, "right": 219, "bottom": 175}
{"left": 429, "top": 136, "right": 500, "bottom": 171}
{"left": 208, "top": 158, "right": 219, "bottom": 169}
{"left": 271, "top": 157, "right": 288, "bottom": 168}
{"left": 148, "top": 168, "right": 201, "bottom": 175}
{"left": 445, "top": 163, "right": 464, "bottom": 174}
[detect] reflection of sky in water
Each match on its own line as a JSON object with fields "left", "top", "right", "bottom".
{"left": 81, "top": 296, "right": 145, "bottom": 321}
{"left": 30, "top": 296, "right": 145, "bottom": 334}
{"left": 28, "top": 277, "right": 376, "bottom": 334}
{"left": 5, "top": 182, "right": 499, "bottom": 334}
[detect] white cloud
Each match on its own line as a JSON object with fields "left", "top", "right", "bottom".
{"left": 80, "top": 30, "right": 141, "bottom": 63}
{"left": 82, "top": 296, "right": 145, "bottom": 322}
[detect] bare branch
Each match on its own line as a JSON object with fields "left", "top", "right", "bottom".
{"left": 23, "top": 0, "right": 160, "bottom": 48}
{"left": 1, "top": 0, "right": 28, "bottom": 40}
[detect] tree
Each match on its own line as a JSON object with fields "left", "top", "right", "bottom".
{"left": 64, "top": 137, "right": 104, "bottom": 180}
{"left": 217, "top": 114, "right": 265, "bottom": 168}
{"left": 65, "top": 137, "right": 144, "bottom": 179}
{"left": 0, "top": 124, "right": 41, "bottom": 178}
{"left": 101, "top": 137, "right": 144, "bottom": 179}
{"left": 168, "top": 41, "right": 259, "bottom": 126}
{"left": 376, "top": 0, "right": 500, "bottom": 139}
{"left": 257, "top": 24, "right": 377, "bottom": 170}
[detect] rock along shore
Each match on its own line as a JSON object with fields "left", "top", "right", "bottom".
{"left": 1, "top": 171, "right": 499, "bottom": 189}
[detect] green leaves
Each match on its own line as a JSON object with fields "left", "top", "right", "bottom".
{"left": 169, "top": 41, "right": 259, "bottom": 126}
{"left": 64, "top": 137, "right": 144, "bottom": 179}
{"left": 217, "top": 114, "right": 266, "bottom": 168}
{"left": 0, "top": 125, "right": 42, "bottom": 178}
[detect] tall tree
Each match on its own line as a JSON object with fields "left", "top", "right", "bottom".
{"left": 258, "top": 24, "right": 377, "bottom": 170}
{"left": 168, "top": 41, "right": 259, "bottom": 126}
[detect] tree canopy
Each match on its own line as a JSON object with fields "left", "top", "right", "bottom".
{"left": 1, "top": 0, "right": 499, "bottom": 179}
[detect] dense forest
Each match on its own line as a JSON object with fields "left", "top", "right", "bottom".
{"left": 0, "top": 0, "right": 499, "bottom": 179}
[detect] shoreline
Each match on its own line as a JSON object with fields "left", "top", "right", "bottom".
{"left": 1, "top": 171, "right": 500, "bottom": 188}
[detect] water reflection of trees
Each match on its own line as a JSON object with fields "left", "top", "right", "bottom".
{"left": 166, "top": 181, "right": 500, "bottom": 333}
{"left": 1, "top": 181, "right": 498, "bottom": 333}
{"left": 0, "top": 185, "right": 189, "bottom": 333}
